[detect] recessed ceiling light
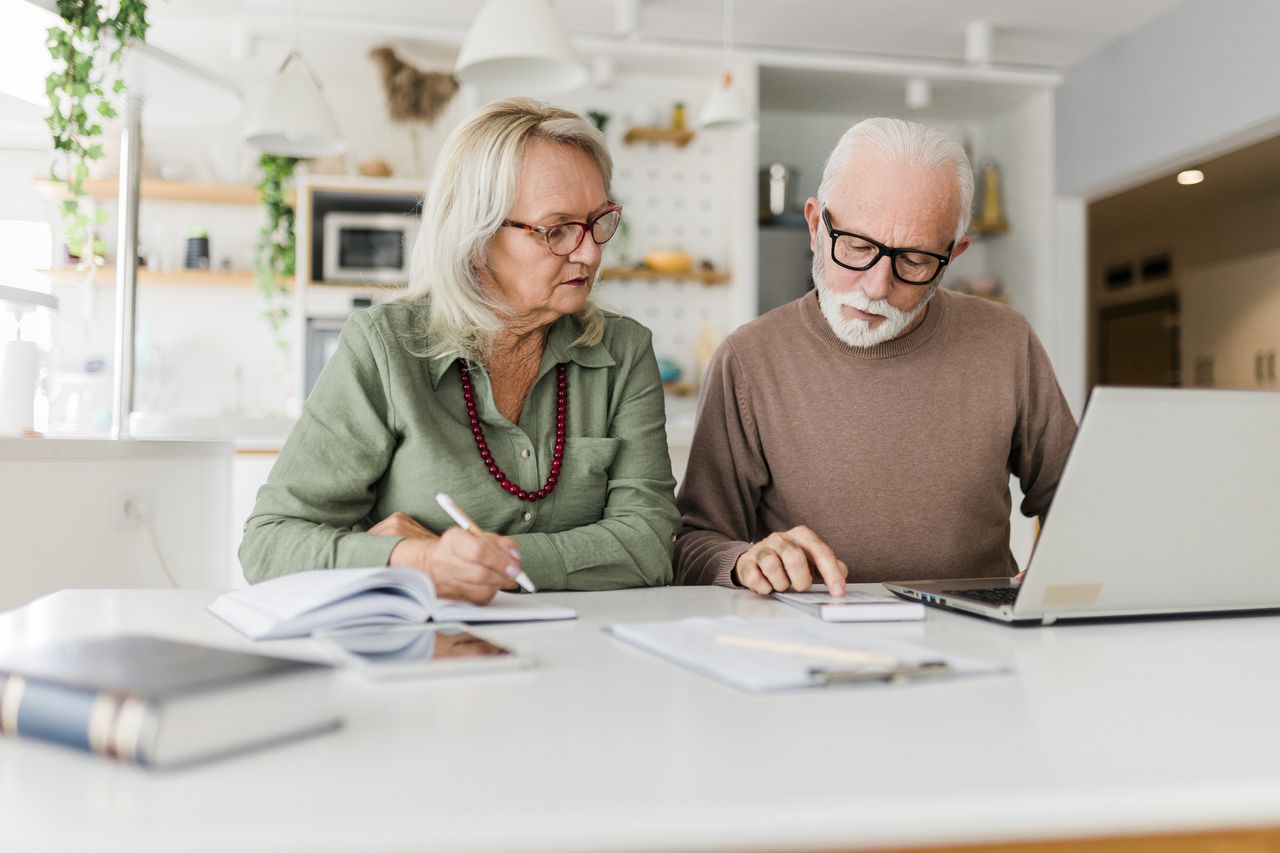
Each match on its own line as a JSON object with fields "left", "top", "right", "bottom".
{"left": 1177, "top": 169, "right": 1205, "bottom": 185}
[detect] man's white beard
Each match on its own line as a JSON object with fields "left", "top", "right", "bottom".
{"left": 812, "top": 248, "right": 939, "bottom": 348}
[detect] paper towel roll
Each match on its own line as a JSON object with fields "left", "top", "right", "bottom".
{"left": 0, "top": 340, "right": 39, "bottom": 435}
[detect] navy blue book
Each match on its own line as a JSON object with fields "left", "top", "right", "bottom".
{"left": 0, "top": 634, "right": 338, "bottom": 768}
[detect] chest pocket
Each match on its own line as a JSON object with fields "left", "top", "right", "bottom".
{"left": 551, "top": 437, "right": 622, "bottom": 529}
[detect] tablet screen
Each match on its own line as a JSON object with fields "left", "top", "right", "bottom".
{"left": 320, "top": 625, "right": 514, "bottom": 664}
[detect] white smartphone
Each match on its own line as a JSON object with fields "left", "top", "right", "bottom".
{"left": 314, "top": 623, "right": 533, "bottom": 680}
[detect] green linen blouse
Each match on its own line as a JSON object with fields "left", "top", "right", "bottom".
{"left": 239, "top": 300, "right": 679, "bottom": 590}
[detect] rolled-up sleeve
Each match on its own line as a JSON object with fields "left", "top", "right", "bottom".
{"left": 239, "top": 312, "right": 404, "bottom": 582}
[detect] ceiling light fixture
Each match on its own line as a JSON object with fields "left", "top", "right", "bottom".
{"left": 1177, "top": 169, "right": 1205, "bottom": 186}
{"left": 905, "top": 77, "right": 931, "bottom": 110}
{"left": 698, "top": 0, "right": 752, "bottom": 130}
{"left": 964, "top": 20, "right": 994, "bottom": 67}
{"left": 243, "top": 50, "right": 346, "bottom": 157}
{"left": 454, "top": 0, "right": 587, "bottom": 94}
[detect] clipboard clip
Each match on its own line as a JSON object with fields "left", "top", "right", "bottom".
{"left": 809, "top": 659, "right": 952, "bottom": 686}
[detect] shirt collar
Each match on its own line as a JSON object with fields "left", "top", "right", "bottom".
{"left": 425, "top": 312, "right": 615, "bottom": 388}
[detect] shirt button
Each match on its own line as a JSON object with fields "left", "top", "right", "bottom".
{"left": 522, "top": 511, "right": 532, "bottom": 522}
{"left": 521, "top": 448, "right": 530, "bottom": 459}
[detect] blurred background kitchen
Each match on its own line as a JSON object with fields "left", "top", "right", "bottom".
{"left": 2, "top": 0, "right": 1278, "bottom": 603}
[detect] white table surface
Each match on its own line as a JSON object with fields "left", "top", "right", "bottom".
{"left": 2, "top": 585, "right": 1279, "bottom": 853}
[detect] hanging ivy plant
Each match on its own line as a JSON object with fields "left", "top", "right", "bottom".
{"left": 255, "top": 153, "right": 300, "bottom": 357}
{"left": 44, "top": 0, "right": 150, "bottom": 271}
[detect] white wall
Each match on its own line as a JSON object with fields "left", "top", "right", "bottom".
{"left": 1056, "top": 0, "right": 1280, "bottom": 199}
{"left": 980, "top": 91, "right": 1054, "bottom": 337}
{"left": 0, "top": 439, "right": 232, "bottom": 610}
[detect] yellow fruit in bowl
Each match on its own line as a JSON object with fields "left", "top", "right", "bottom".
{"left": 643, "top": 250, "right": 694, "bottom": 275}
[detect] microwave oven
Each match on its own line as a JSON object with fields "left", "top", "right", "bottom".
{"left": 322, "top": 212, "right": 419, "bottom": 284}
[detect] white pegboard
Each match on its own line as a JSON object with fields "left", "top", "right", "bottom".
{"left": 554, "top": 73, "right": 748, "bottom": 384}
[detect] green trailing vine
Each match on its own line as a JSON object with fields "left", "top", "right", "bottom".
{"left": 255, "top": 153, "right": 300, "bottom": 357}
{"left": 44, "top": 0, "right": 150, "bottom": 270}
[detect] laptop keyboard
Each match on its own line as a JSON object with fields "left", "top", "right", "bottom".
{"left": 941, "top": 587, "right": 1020, "bottom": 606}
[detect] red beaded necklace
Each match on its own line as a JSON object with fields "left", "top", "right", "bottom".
{"left": 459, "top": 360, "right": 567, "bottom": 503}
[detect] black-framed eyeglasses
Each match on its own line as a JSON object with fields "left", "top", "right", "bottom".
{"left": 501, "top": 203, "right": 623, "bottom": 257}
{"left": 821, "top": 207, "right": 953, "bottom": 286}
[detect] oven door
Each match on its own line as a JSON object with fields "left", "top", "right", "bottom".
{"left": 305, "top": 317, "right": 347, "bottom": 397}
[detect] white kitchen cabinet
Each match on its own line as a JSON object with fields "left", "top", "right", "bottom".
{"left": 0, "top": 439, "right": 231, "bottom": 609}
{"left": 230, "top": 448, "right": 280, "bottom": 588}
{"left": 1180, "top": 249, "right": 1280, "bottom": 389}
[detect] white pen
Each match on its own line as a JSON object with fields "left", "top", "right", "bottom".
{"left": 435, "top": 492, "right": 537, "bottom": 593}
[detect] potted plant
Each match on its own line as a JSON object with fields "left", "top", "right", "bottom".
{"left": 44, "top": 1, "right": 150, "bottom": 272}
{"left": 255, "top": 153, "right": 300, "bottom": 358}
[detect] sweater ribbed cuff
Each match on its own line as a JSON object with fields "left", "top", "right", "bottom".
{"left": 713, "top": 542, "right": 753, "bottom": 588}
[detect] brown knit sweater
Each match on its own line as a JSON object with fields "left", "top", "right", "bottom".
{"left": 674, "top": 288, "right": 1077, "bottom": 587}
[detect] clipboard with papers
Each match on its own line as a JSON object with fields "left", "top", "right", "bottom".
{"left": 604, "top": 616, "right": 1004, "bottom": 693}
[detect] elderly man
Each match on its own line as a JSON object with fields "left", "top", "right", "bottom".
{"left": 674, "top": 117, "right": 1077, "bottom": 595}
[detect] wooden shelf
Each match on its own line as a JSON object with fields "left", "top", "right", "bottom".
{"left": 33, "top": 178, "right": 285, "bottom": 206}
{"left": 622, "top": 127, "right": 696, "bottom": 148}
{"left": 39, "top": 267, "right": 263, "bottom": 287}
{"left": 599, "top": 266, "right": 730, "bottom": 284}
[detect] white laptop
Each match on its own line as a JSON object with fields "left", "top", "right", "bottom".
{"left": 884, "top": 387, "right": 1280, "bottom": 625}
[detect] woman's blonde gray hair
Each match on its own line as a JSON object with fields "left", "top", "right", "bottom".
{"left": 403, "top": 97, "right": 612, "bottom": 362}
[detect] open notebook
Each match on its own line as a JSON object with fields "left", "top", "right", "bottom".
{"left": 210, "top": 568, "right": 575, "bottom": 640}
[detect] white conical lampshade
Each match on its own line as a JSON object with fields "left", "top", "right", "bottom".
{"left": 244, "top": 51, "right": 346, "bottom": 158}
{"left": 454, "top": 0, "right": 588, "bottom": 94}
{"left": 698, "top": 71, "right": 752, "bottom": 130}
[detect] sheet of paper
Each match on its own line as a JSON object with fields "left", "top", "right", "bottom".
{"left": 605, "top": 616, "right": 1003, "bottom": 692}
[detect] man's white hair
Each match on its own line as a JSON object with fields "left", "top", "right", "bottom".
{"left": 816, "top": 117, "right": 974, "bottom": 243}
{"left": 402, "top": 97, "right": 611, "bottom": 362}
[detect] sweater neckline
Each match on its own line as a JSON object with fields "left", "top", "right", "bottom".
{"left": 798, "top": 287, "right": 948, "bottom": 360}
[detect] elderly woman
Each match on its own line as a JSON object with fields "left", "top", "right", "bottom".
{"left": 240, "top": 98, "right": 679, "bottom": 602}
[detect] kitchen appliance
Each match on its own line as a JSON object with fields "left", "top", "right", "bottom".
{"left": 322, "top": 212, "right": 418, "bottom": 284}
{"left": 305, "top": 316, "right": 347, "bottom": 397}
{"left": 758, "top": 163, "right": 800, "bottom": 223}
{"left": 0, "top": 286, "right": 58, "bottom": 436}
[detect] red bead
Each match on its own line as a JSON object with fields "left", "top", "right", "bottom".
{"left": 457, "top": 358, "right": 570, "bottom": 503}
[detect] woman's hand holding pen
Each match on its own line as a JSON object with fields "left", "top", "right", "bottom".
{"left": 373, "top": 512, "right": 521, "bottom": 604}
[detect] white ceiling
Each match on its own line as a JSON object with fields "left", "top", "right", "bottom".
{"left": 149, "top": 0, "right": 1188, "bottom": 72}
{"left": 5, "top": 0, "right": 1190, "bottom": 135}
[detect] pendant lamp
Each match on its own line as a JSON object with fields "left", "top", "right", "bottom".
{"left": 244, "top": 50, "right": 346, "bottom": 158}
{"left": 698, "top": 0, "right": 751, "bottom": 130}
{"left": 454, "top": 0, "right": 587, "bottom": 94}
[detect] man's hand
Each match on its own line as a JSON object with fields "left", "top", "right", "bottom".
{"left": 733, "top": 526, "right": 848, "bottom": 596}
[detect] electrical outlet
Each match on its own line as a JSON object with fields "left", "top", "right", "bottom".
{"left": 112, "top": 487, "right": 156, "bottom": 531}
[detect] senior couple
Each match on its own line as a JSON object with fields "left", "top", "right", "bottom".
{"left": 241, "top": 98, "right": 1076, "bottom": 600}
